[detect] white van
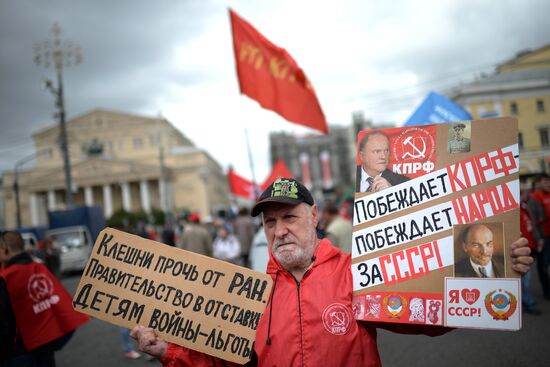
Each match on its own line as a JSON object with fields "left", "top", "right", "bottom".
{"left": 46, "top": 226, "right": 93, "bottom": 273}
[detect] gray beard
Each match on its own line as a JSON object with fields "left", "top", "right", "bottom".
{"left": 274, "top": 219, "right": 316, "bottom": 272}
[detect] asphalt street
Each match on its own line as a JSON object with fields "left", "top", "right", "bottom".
{"left": 57, "top": 272, "right": 549, "bottom": 367}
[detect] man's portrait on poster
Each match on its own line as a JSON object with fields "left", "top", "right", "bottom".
{"left": 447, "top": 122, "right": 471, "bottom": 154}
{"left": 356, "top": 131, "right": 409, "bottom": 193}
{"left": 453, "top": 222, "right": 505, "bottom": 278}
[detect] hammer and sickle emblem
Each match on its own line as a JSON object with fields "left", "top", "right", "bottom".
{"left": 31, "top": 278, "right": 50, "bottom": 299}
{"left": 401, "top": 136, "right": 427, "bottom": 159}
{"left": 330, "top": 311, "right": 346, "bottom": 326}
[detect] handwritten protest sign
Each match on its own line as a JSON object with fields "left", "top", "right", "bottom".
{"left": 352, "top": 117, "right": 521, "bottom": 330}
{"left": 73, "top": 228, "right": 272, "bottom": 364}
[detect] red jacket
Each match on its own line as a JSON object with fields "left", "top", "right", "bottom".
{"left": 162, "top": 239, "right": 448, "bottom": 367}
{"left": 0, "top": 256, "right": 89, "bottom": 352}
{"left": 531, "top": 191, "right": 550, "bottom": 236}
{"left": 255, "top": 238, "right": 382, "bottom": 366}
{"left": 520, "top": 205, "right": 536, "bottom": 250}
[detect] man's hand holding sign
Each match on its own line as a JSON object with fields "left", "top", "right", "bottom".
{"left": 510, "top": 238, "right": 533, "bottom": 274}
{"left": 131, "top": 325, "right": 167, "bottom": 359}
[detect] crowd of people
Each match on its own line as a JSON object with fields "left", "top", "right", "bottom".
{"left": 177, "top": 200, "right": 354, "bottom": 270}
{"left": 519, "top": 173, "right": 550, "bottom": 315}
{"left": 1, "top": 173, "right": 546, "bottom": 366}
{"left": 128, "top": 201, "right": 355, "bottom": 272}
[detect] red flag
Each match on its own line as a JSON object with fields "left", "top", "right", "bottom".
{"left": 229, "top": 9, "right": 328, "bottom": 134}
{"left": 227, "top": 168, "right": 256, "bottom": 199}
{"left": 261, "top": 159, "right": 294, "bottom": 190}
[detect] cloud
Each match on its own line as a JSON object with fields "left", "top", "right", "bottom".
{"left": 0, "top": 0, "right": 548, "bottom": 181}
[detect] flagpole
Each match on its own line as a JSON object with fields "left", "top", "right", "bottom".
{"left": 244, "top": 128, "right": 258, "bottom": 198}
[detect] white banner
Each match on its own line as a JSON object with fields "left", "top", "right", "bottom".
{"left": 353, "top": 144, "right": 519, "bottom": 226}
{"left": 352, "top": 237, "right": 454, "bottom": 291}
{"left": 352, "top": 180, "right": 519, "bottom": 259}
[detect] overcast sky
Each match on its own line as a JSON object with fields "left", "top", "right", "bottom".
{"left": 1, "top": 0, "right": 549, "bottom": 181}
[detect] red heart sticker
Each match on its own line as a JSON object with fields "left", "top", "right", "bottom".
{"left": 461, "top": 289, "right": 480, "bottom": 305}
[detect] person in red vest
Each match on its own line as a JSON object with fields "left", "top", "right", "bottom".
{"left": 0, "top": 231, "right": 89, "bottom": 366}
{"left": 531, "top": 174, "right": 550, "bottom": 299}
{"left": 520, "top": 185, "right": 543, "bottom": 315}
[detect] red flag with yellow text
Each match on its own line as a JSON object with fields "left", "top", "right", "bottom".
{"left": 229, "top": 9, "right": 328, "bottom": 134}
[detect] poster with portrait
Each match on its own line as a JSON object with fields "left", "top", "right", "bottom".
{"left": 351, "top": 117, "right": 521, "bottom": 330}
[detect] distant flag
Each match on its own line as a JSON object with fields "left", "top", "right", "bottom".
{"left": 404, "top": 91, "right": 472, "bottom": 126}
{"left": 260, "top": 159, "right": 294, "bottom": 190}
{"left": 228, "top": 160, "right": 295, "bottom": 199}
{"left": 229, "top": 9, "right": 328, "bottom": 134}
{"left": 227, "top": 168, "right": 256, "bottom": 200}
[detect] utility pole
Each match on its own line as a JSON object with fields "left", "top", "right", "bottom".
{"left": 245, "top": 129, "right": 259, "bottom": 198}
{"left": 34, "top": 23, "right": 82, "bottom": 209}
{"left": 157, "top": 129, "right": 170, "bottom": 223}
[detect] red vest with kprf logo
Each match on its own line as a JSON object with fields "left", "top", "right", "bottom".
{"left": 532, "top": 190, "right": 550, "bottom": 236}
{"left": 0, "top": 261, "right": 89, "bottom": 351}
{"left": 520, "top": 206, "right": 536, "bottom": 249}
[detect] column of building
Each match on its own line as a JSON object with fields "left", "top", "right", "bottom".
{"left": 33, "top": 179, "right": 164, "bottom": 226}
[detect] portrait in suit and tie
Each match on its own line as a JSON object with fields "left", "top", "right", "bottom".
{"left": 453, "top": 223, "right": 505, "bottom": 278}
{"left": 355, "top": 131, "right": 409, "bottom": 193}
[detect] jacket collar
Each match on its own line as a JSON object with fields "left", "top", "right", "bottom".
{"left": 6, "top": 252, "right": 33, "bottom": 268}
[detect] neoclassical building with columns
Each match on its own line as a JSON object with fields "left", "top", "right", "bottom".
{"left": 2, "top": 109, "right": 230, "bottom": 228}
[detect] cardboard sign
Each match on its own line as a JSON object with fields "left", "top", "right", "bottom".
{"left": 73, "top": 228, "right": 273, "bottom": 364}
{"left": 352, "top": 117, "right": 521, "bottom": 330}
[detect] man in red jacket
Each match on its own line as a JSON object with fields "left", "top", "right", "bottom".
{"left": 531, "top": 174, "right": 550, "bottom": 299}
{"left": 132, "top": 178, "right": 533, "bottom": 366}
{"left": 0, "top": 231, "right": 89, "bottom": 366}
{"left": 520, "top": 185, "right": 542, "bottom": 315}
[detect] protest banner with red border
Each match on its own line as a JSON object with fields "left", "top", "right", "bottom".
{"left": 352, "top": 117, "right": 521, "bottom": 330}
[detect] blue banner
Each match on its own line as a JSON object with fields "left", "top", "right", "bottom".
{"left": 404, "top": 91, "right": 472, "bottom": 126}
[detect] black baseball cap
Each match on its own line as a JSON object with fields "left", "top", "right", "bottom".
{"left": 251, "top": 178, "right": 314, "bottom": 217}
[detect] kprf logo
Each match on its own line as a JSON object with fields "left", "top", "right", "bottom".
{"left": 392, "top": 127, "right": 436, "bottom": 176}
{"left": 322, "top": 303, "right": 351, "bottom": 335}
{"left": 27, "top": 274, "right": 59, "bottom": 314}
{"left": 27, "top": 274, "right": 54, "bottom": 302}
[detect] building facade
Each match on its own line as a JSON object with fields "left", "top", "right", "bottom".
{"left": 449, "top": 44, "right": 550, "bottom": 176}
{"left": 2, "top": 109, "right": 230, "bottom": 228}
{"left": 269, "top": 113, "right": 374, "bottom": 199}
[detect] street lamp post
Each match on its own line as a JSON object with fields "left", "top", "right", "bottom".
{"left": 14, "top": 169, "right": 21, "bottom": 228}
{"left": 34, "top": 23, "right": 82, "bottom": 209}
